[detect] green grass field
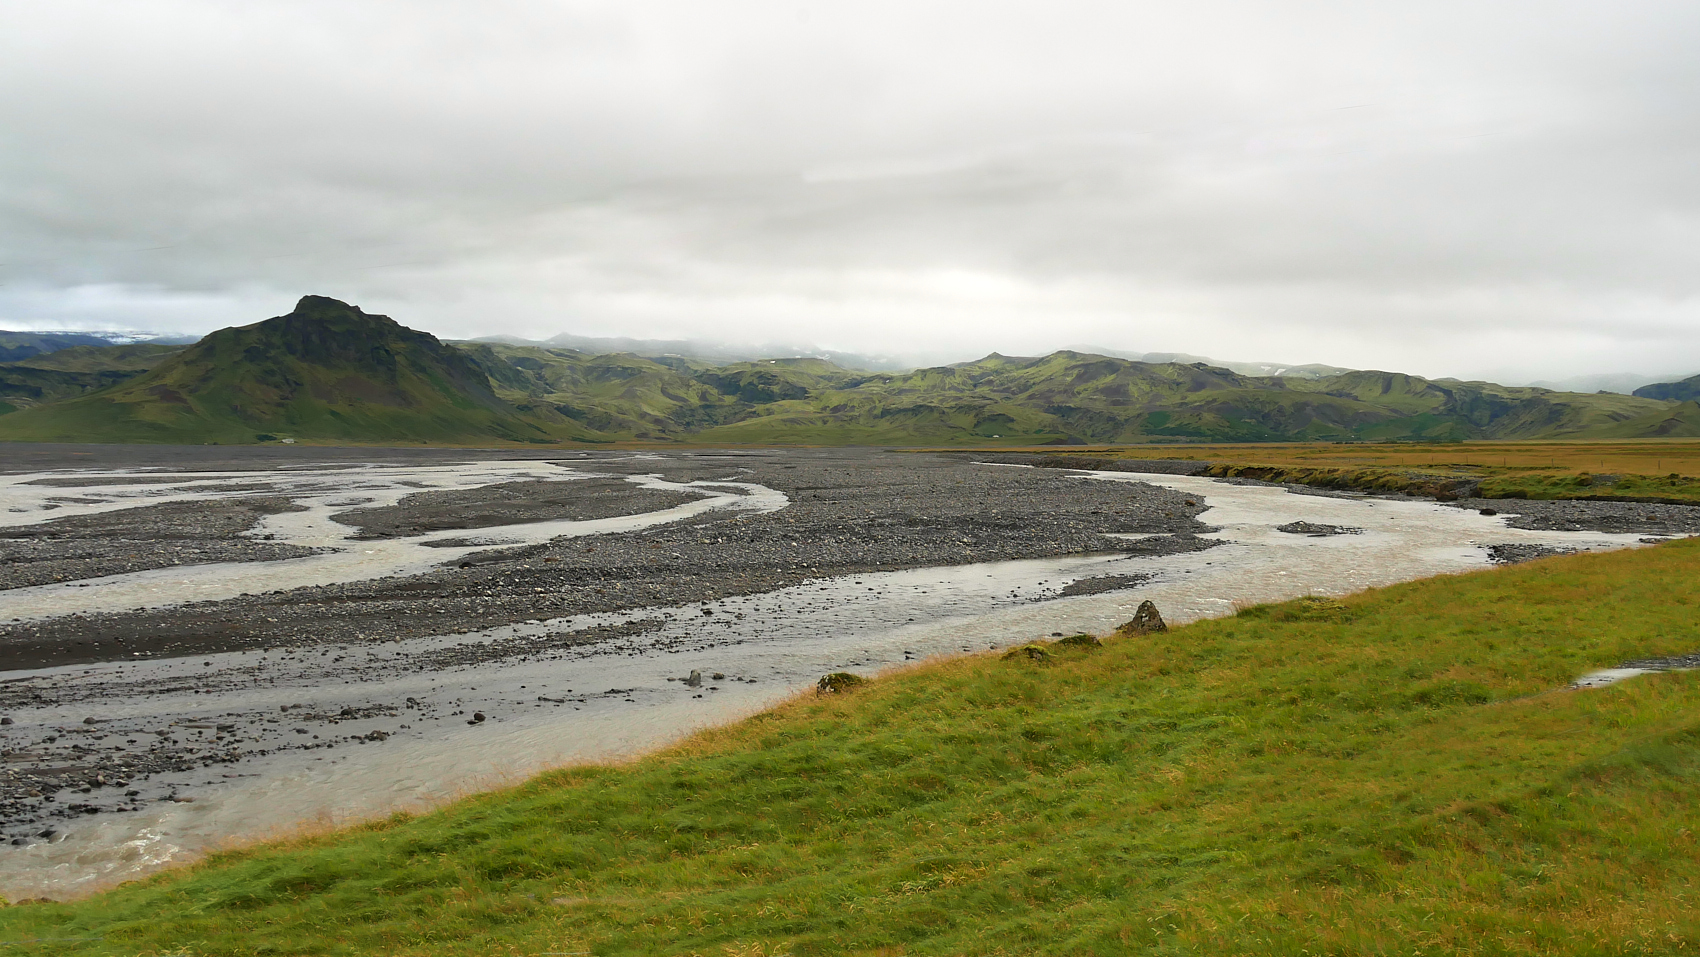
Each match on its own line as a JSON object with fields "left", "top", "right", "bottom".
{"left": 6, "top": 540, "right": 1700, "bottom": 955}
{"left": 1017, "top": 441, "right": 1700, "bottom": 504}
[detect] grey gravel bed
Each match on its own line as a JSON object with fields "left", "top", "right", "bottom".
{"left": 333, "top": 478, "right": 705, "bottom": 539}
{"left": 0, "top": 449, "right": 1214, "bottom": 670}
{"left": 0, "top": 497, "right": 325, "bottom": 590}
{"left": 1058, "top": 573, "right": 1153, "bottom": 597}
{"left": 1446, "top": 496, "right": 1700, "bottom": 536}
{"left": 0, "top": 620, "right": 664, "bottom": 833}
{"left": 1483, "top": 543, "right": 1580, "bottom": 565}
{"left": 1275, "top": 521, "right": 1363, "bottom": 536}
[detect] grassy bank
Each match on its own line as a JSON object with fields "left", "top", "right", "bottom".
{"left": 1020, "top": 440, "right": 1700, "bottom": 504}
{"left": 8, "top": 540, "right": 1700, "bottom": 955}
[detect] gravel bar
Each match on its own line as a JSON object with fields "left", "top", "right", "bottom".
{"left": 0, "top": 448, "right": 1213, "bottom": 671}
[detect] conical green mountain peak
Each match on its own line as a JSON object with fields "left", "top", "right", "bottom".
{"left": 0, "top": 296, "right": 561, "bottom": 445}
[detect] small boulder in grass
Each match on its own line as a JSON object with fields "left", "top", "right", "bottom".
{"left": 1054, "top": 633, "right": 1102, "bottom": 649}
{"left": 1001, "top": 644, "right": 1052, "bottom": 663}
{"left": 1115, "top": 600, "right": 1167, "bottom": 636}
{"left": 816, "top": 672, "right": 866, "bottom": 695}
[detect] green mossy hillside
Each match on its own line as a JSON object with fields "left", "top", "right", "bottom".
{"left": 455, "top": 345, "right": 1689, "bottom": 446}
{"left": 0, "top": 344, "right": 190, "bottom": 412}
{"left": 8, "top": 540, "right": 1700, "bottom": 954}
{"left": 4, "top": 343, "right": 186, "bottom": 373}
{"left": 0, "top": 301, "right": 1691, "bottom": 445}
{"left": 0, "top": 298, "right": 579, "bottom": 445}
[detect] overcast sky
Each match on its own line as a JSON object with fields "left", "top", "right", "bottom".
{"left": 2, "top": 1, "right": 1697, "bottom": 380}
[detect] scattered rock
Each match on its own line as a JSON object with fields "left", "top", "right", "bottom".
{"left": 816, "top": 672, "right": 866, "bottom": 694}
{"left": 683, "top": 670, "right": 703, "bottom": 688}
{"left": 1485, "top": 543, "right": 1578, "bottom": 565}
{"left": 1059, "top": 574, "right": 1151, "bottom": 597}
{"left": 1116, "top": 600, "right": 1167, "bottom": 636}
{"left": 1275, "top": 521, "right": 1362, "bottom": 537}
{"left": 1054, "top": 633, "right": 1102, "bottom": 649}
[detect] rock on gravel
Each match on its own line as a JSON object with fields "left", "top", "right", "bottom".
{"left": 1484, "top": 543, "right": 1579, "bottom": 564}
{"left": 1274, "top": 521, "right": 1363, "bottom": 537}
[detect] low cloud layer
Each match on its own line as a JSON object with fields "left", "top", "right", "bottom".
{"left": 2, "top": 1, "right": 1697, "bottom": 380}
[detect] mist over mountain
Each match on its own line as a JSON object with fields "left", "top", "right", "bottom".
{"left": 1528, "top": 372, "right": 1699, "bottom": 396}
{"left": 476, "top": 333, "right": 910, "bottom": 373}
{"left": 0, "top": 330, "right": 197, "bottom": 365}
{"left": 1068, "top": 346, "right": 1355, "bottom": 381}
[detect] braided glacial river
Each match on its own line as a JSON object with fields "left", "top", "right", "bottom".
{"left": 0, "top": 461, "right": 1653, "bottom": 898}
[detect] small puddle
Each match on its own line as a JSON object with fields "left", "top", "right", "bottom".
{"left": 1572, "top": 668, "right": 1661, "bottom": 688}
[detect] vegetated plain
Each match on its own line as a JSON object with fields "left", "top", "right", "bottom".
{"left": 6, "top": 540, "right": 1700, "bottom": 955}
{"left": 1012, "top": 440, "right": 1700, "bottom": 505}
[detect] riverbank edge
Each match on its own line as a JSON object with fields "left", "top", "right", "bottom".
{"left": 983, "top": 450, "right": 1700, "bottom": 506}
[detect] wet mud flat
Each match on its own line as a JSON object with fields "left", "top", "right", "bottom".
{"left": 0, "top": 449, "right": 1212, "bottom": 671}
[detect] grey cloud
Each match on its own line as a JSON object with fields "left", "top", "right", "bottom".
{"left": 1, "top": 0, "right": 1697, "bottom": 381}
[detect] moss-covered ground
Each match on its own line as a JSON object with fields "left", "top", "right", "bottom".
{"left": 6, "top": 539, "right": 1700, "bottom": 955}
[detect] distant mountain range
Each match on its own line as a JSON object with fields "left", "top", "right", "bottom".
{"left": 475, "top": 333, "right": 911, "bottom": 373}
{"left": 1527, "top": 372, "right": 1688, "bottom": 395}
{"left": 0, "top": 329, "right": 197, "bottom": 364}
{"left": 1067, "top": 346, "right": 1355, "bottom": 380}
{"left": 2, "top": 297, "right": 1698, "bottom": 445}
{"left": 1634, "top": 374, "right": 1700, "bottom": 403}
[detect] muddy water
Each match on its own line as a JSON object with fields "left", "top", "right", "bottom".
{"left": 0, "top": 467, "right": 1653, "bottom": 898}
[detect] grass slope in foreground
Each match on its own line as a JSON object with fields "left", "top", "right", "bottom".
{"left": 9, "top": 541, "right": 1700, "bottom": 955}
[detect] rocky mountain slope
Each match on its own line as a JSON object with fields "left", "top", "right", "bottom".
{"left": 0, "top": 297, "right": 578, "bottom": 444}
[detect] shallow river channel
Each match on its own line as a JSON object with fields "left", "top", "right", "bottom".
{"left": 0, "top": 462, "right": 1653, "bottom": 898}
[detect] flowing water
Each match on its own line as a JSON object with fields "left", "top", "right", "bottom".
{"left": 0, "top": 463, "right": 1658, "bottom": 897}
